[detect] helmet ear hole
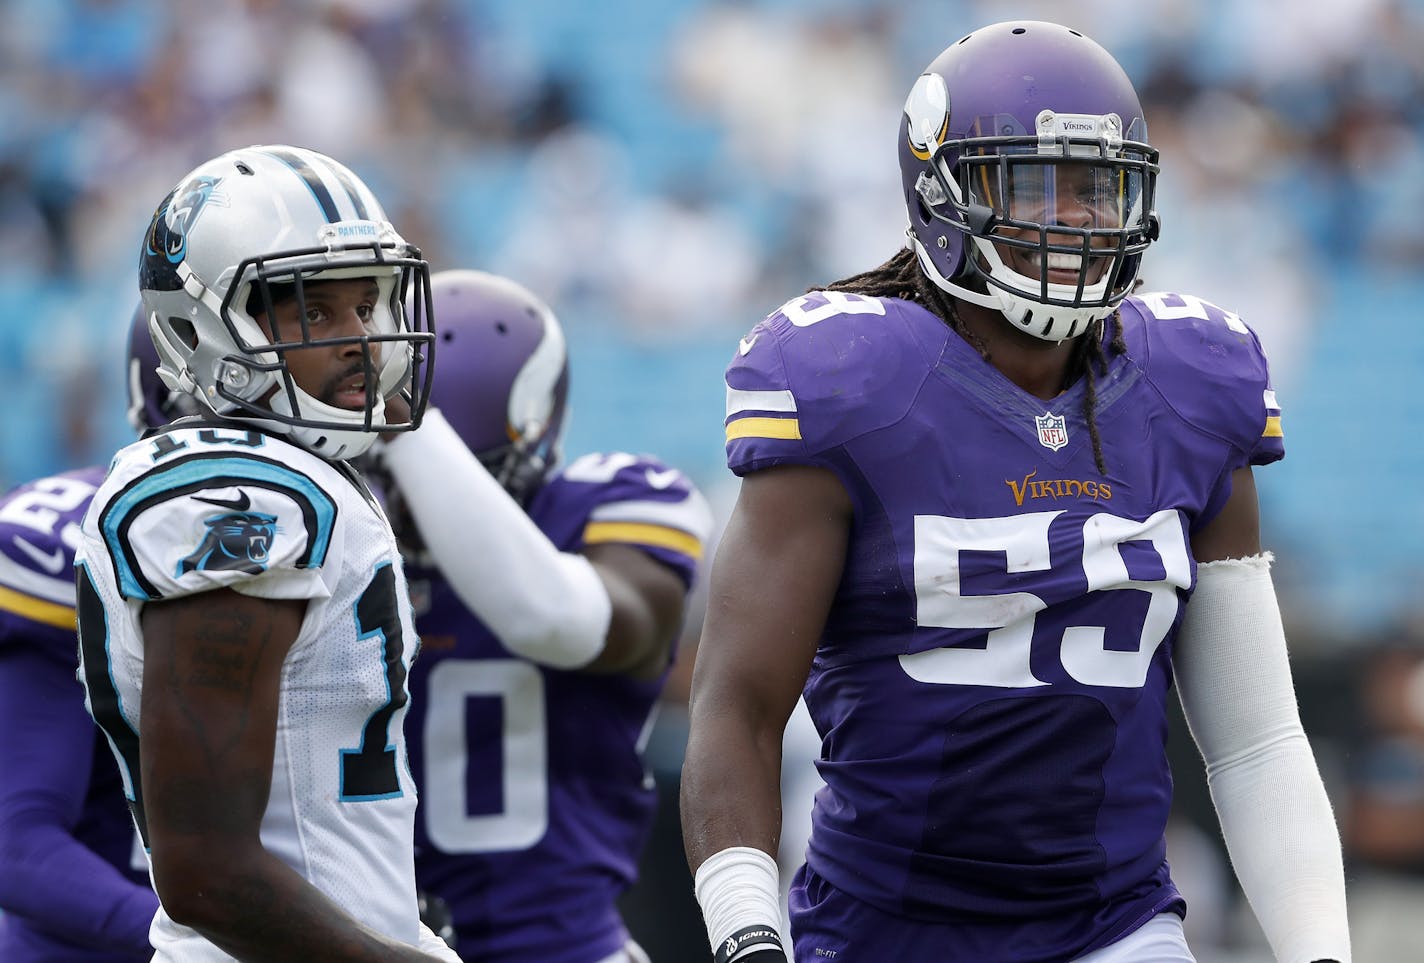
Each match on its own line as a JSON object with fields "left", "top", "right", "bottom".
{"left": 913, "top": 195, "right": 934, "bottom": 227}
{"left": 169, "top": 316, "right": 198, "bottom": 349}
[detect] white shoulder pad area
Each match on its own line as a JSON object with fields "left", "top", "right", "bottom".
{"left": 91, "top": 432, "right": 344, "bottom": 601}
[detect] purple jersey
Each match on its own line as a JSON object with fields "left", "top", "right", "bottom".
{"left": 0, "top": 466, "right": 158, "bottom": 961}
{"left": 404, "top": 453, "right": 710, "bottom": 963}
{"left": 724, "top": 290, "right": 1283, "bottom": 963}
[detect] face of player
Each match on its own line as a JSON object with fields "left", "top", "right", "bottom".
{"left": 987, "top": 161, "right": 1126, "bottom": 287}
{"left": 254, "top": 277, "right": 382, "bottom": 411}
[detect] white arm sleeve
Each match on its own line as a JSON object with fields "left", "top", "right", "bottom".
{"left": 1173, "top": 554, "right": 1351, "bottom": 963}
{"left": 381, "top": 410, "right": 612, "bottom": 669}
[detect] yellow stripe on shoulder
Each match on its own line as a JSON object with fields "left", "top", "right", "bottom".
{"left": 725, "top": 416, "right": 801, "bottom": 441}
{"left": 0, "top": 585, "right": 77, "bottom": 631}
{"left": 1263, "top": 415, "right": 1283, "bottom": 438}
{"left": 583, "top": 522, "right": 703, "bottom": 560}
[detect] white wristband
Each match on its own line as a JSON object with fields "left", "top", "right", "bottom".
{"left": 383, "top": 409, "right": 611, "bottom": 669}
{"left": 693, "top": 847, "right": 784, "bottom": 961}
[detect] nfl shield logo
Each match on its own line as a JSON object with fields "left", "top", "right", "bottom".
{"left": 1035, "top": 411, "right": 1068, "bottom": 451}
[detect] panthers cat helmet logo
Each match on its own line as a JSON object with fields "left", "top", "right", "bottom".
{"left": 139, "top": 145, "right": 435, "bottom": 460}
{"left": 898, "top": 21, "right": 1161, "bottom": 342}
{"left": 142, "top": 175, "right": 223, "bottom": 274}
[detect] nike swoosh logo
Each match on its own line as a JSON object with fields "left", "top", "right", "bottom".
{"left": 13, "top": 537, "right": 66, "bottom": 575}
{"left": 645, "top": 468, "right": 681, "bottom": 490}
{"left": 194, "top": 491, "right": 252, "bottom": 512}
{"left": 738, "top": 334, "right": 759, "bottom": 356}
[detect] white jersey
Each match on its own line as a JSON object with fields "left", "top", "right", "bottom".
{"left": 75, "top": 423, "right": 423, "bottom": 961}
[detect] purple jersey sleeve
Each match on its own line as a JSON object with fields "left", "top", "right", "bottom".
{"left": 0, "top": 467, "right": 105, "bottom": 643}
{"left": 0, "top": 467, "right": 158, "bottom": 962}
{"left": 724, "top": 292, "right": 949, "bottom": 477}
{"left": 1125, "top": 292, "right": 1285, "bottom": 468}
{"left": 533, "top": 452, "right": 713, "bottom": 588}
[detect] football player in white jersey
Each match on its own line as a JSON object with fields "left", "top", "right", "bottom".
{"left": 74, "top": 145, "right": 459, "bottom": 962}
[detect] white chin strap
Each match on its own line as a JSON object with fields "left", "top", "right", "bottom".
{"left": 909, "top": 233, "right": 1115, "bottom": 344}
{"left": 266, "top": 386, "right": 387, "bottom": 460}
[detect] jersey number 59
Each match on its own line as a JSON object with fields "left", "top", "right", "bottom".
{"left": 902, "top": 509, "right": 1192, "bottom": 689}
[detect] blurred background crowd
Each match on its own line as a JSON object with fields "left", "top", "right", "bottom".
{"left": 1, "top": 0, "right": 1421, "bottom": 959}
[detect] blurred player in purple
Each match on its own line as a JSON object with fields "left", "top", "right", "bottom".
{"left": 680, "top": 20, "right": 1350, "bottom": 963}
{"left": 374, "top": 269, "right": 712, "bottom": 963}
{"left": 0, "top": 309, "right": 185, "bottom": 961}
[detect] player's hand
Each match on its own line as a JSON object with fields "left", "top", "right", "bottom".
{"left": 385, "top": 391, "right": 411, "bottom": 425}
{"left": 382, "top": 391, "right": 413, "bottom": 436}
{"left": 417, "top": 889, "right": 457, "bottom": 949}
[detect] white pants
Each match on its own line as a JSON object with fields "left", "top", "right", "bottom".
{"left": 1070, "top": 913, "right": 1196, "bottom": 963}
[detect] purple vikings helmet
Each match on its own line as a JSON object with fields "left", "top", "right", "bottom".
{"left": 900, "top": 21, "right": 1161, "bottom": 342}
{"left": 428, "top": 269, "right": 570, "bottom": 503}
{"left": 126, "top": 303, "right": 200, "bottom": 433}
{"left": 138, "top": 144, "right": 435, "bottom": 460}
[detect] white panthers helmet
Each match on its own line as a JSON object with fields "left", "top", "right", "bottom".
{"left": 138, "top": 144, "right": 434, "bottom": 459}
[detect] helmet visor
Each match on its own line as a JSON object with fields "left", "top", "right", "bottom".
{"left": 964, "top": 157, "right": 1147, "bottom": 234}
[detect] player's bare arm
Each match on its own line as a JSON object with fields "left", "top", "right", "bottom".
{"left": 140, "top": 589, "right": 446, "bottom": 962}
{"left": 582, "top": 541, "right": 690, "bottom": 680}
{"left": 681, "top": 464, "right": 850, "bottom": 867}
{"left": 1189, "top": 466, "right": 1262, "bottom": 563}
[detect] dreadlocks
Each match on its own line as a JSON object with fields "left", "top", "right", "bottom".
{"left": 822, "top": 248, "right": 1127, "bottom": 474}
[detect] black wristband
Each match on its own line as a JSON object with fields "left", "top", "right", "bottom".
{"left": 734, "top": 952, "right": 788, "bottom": 963}
{"left": 713, "top": 924, "right": 786, "bottom": 963}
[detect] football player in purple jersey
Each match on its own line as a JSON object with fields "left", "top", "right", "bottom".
{"left": 681, "top": 20, "right": 1350, "bottom": 963}
{"left": 373, "top": 269, "right": 713, "bottom": 963}
{"left": 0, "top": 307, "right": 186, "bottom": 961}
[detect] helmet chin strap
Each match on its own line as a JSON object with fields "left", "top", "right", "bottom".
{"left": 908, "top": 231, "right": 1115, "bottom": 344}
{"left": 265, "top": 384, "right": 387, "bottom": 460}
{"left": 908, "top": 232, "right": 1000, "bottom": 310}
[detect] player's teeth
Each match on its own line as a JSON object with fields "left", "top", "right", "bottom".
{"left": 1044, "top": 253, "right": 1082, "bottom": 270}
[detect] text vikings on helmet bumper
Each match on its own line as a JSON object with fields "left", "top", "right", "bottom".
{"left": 139, "top": 145, "right": 435, "bottom": 460}
{"left": 898, "top": 21, "right": 1162, "bottom": 342}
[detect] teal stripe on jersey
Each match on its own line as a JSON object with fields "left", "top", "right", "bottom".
{"left": 102, "top": 456, "right": 337, "bottom": 599}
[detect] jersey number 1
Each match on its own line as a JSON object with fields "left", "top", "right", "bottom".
{"left": 340, "top": 562, "right": 410, "bottom": 801}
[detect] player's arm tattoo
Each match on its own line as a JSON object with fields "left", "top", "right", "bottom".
{"left": 160, "top": 601, "right": 273, "bottom": 771}
{"left": 141, "top": 590, "right": 303, "bottom": 836}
